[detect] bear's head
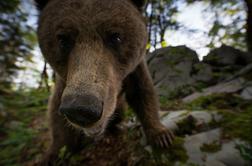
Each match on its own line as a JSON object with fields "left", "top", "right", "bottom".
{"left": 35, "top": 0, "right": 147, "bottom": 136}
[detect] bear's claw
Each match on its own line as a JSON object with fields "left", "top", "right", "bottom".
{"left": 155, "top": 128, "right": 174, "bottom": 148}
{"left": 147, "top": 127, "right": 175, "bottom": 148}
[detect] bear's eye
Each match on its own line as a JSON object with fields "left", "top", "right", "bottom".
{"left": 57, "top": 33, "right": 75, "bottom": 54}
{"left": 107, "top": 33, "right": 122, "bottom": 49}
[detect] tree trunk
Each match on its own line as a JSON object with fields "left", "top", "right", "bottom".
{"left": 245, "top": 0, "right": 252, "bottom": 52}
{"left": 38, "top": 60, "right": 50, "bottom": 91}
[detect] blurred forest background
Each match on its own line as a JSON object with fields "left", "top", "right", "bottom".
{"left": 0, "top": 0, "right": 252, "bottom": 165}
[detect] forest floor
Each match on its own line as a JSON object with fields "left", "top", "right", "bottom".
{"left": 0, "top": 89, "right": 251, "bottom": 166}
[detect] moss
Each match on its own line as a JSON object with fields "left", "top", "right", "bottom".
{"left": 186, "top": 93, "right": 250, "bottom": 111}
{"left": 220, "top": 107, "right": 252, "bottom": 142}
{"left": 176, "top": 116, "right": 196, "bottom": 136}
{"left": 168, "top": 137, "right": 188, "bottom": 162}
{"left": 165, "top": 59, "right": 177, "bottom": 67}
{"left": 151, "top": 137, "right": 188, "bottom": 165}
{"left": 200, "top": 141, "right": 222, "bottom": 153}
{"left": 193, "top": 82, "right": 209, "bottom": 92}
{"left": 159, "top": 96, "right": 185, "bottom": 110}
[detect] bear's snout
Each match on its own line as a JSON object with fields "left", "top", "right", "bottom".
{"left": 59, "top": 95, "right": 103, "bottom": 127}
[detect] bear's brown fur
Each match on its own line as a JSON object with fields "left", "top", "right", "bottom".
{"left": 35, "top": 0, "right": 174, "bottom": 164}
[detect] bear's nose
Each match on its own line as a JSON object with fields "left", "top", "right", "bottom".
{"left": 59, "top": 95, "right": 103, "bottom": 127}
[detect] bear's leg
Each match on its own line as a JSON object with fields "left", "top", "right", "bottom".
{"left": 40, "top": 76, "right": 83, "bottom": 165}
{"left": 125, "top": 61, "right": 174, "bottom": 148}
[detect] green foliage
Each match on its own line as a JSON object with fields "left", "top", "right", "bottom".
{"left": 145, "top": 0, "right": 180, "bottom": 49}
{"left": 124, "top": 107, "right": 135, "bottom": 120}
{"left": 56, "top": 146, "right": 72, "bottom": 165}
{"left": 201, "top": 0, "right": 246, "bottom": 50}
{"left": 0, "top": 0, "right": 36, "bottom": 89}
{"left": 0, "top": 122, "right": 37, "bottom": 166}
{"left": 0, "top": 89, "right": 49, "bottom": 166}
{"left": 236, "top": 143, "right": 252, "bottom": 162}
{"left": 147, "top": 0, "right": 247, "bottom": 51}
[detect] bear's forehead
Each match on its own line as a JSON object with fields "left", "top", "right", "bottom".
{"left": 39, "top": 0, "right": 145, "bottom": 37}
{"left": 42, "top": 0, "right": 141, "bottom": 24}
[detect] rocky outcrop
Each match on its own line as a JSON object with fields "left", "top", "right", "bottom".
{"left": 148, "top": 45, "right": 252, "bottom": 100}
{"left": 147, "top": 46, "right": 199, "bottom": 97}
{"left": 203, "top": 45, "right": 252, "bottom": 66}
{"left": 192, "top": 63, "right": 213, "bottom": 82}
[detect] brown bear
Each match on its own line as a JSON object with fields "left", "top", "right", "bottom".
{"left": 35, "top": 0, "right": 174, "bottom": 164}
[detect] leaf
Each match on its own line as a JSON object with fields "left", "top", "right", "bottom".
{"left": 161, "top": 40, "right": 168, "bottom": 48}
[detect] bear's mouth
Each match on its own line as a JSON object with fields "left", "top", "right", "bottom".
{"left": 65, "top": 115, "right": 108, "bottom": 137}
{"left": 63, "top": 112, "right": 97, "bottom": 128}
{"left": 82, "top": 126, "right": 105, "bottom": 137}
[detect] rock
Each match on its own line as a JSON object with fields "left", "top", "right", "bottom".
{"left": 212, "top": 112, "right": 223, "bottom": 122}
{"left": 147, "top": 45, "right": 199, "bottom": 65}
{"left": 184, "top": 129, "right": 222, "bottom": 164}
{"left": 162, "top": 119, "right": 179, "bottom": 131}
{"left": 203, "top": 45, "right": 252, "bottom": 66}
{"left": 190, "top": 111, "right": 213, "bottom": 131}
{"left": 224, "top": 63, "right": 252, "bottom": 82}
{"left": 205, "top": 160, "right": 226, "bottom": 166}
{"left": 147, "top": 45, "right": 251, "bottom": 100}
{"left": 161, "top": 110, "right": 222, "bottom": 133}
{"left": 206, "top": 140, "right": 248, "bottom": 166}
{"left": 202, "top": 46, "right": 252, "bottom": 83}
{"left": 240, "top": 85, "right": 252, "bottom": 100}
{"left": 161, "top": 110, "right": 189, "bottom": 121}
{"left": 160, "top": 110, "right": 186, "bottom": 131}
{"left": 192, "top": 63, "right": 213, "bottom": 82}
{"left": 183, "top": 78, "right": 245, "bottom": 103}
{"left": 147, "top": 46, "right": 199, "bottom": 97}
{"left": 184, "top": 129, "right": 248, "bottom": 166}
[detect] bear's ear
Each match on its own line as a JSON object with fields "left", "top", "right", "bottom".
{"left": 34, "top": 0, "right": 50, "bottom": 10}
{"left": 131, "top": 0, "right": 146, "bottom": 10}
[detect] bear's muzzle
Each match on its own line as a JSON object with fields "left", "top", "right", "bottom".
{"left": 59, "top": 94, "right": 103, "bottom": 127}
